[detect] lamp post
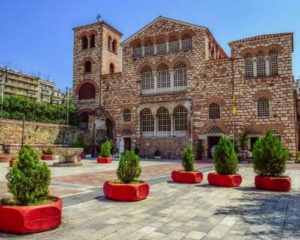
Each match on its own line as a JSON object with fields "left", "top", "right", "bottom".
{"left": 21, "top": 115, "right": 25, "bottom": 147}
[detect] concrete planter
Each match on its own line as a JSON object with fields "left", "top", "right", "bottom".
{"left": 0, "top": 197, "right": 62, "bottom": 234}
{"left": 103, "top": 181, "right": 149, "bottom": 201}
{"left": 171, "top": 170, "right": 203, "bottom": 184}
{"left": 208, "top": 173, "right": 242, "bottom": 187}
{"left": 255, "top": 175, "right": 291, "bottom": 192}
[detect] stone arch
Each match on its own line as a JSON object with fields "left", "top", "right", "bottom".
{"left": 172, "top": 57, "right": 192, "bottom": 68}
{"left": 78, "top": 83, "right": 95, "bottom": 100}
{"left": 81, "top": 57, "right": 95, "bottom": 65}
{"left": 205, "top": 97, "right": 226, "bottom": 107}
{"left": 75, "top": 79, "right": 99, "bottom": 95}
{"left": 122, "top": 129, "right": 133, "bottom": 136}
{"left": 154, "top": 59, "right": 172, "bottom": 69}
{"left": 206, "top": 126, "right": 223, "bottom": 134}
{"left": 137, "top": 62, "right": 155, "bottom": 74}
{"left": 253, "top": 90, "right": 273, "bottom": 101}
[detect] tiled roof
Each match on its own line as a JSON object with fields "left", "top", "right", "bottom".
{"left": 229, "top": 33, "right": 293, "bottom": 45}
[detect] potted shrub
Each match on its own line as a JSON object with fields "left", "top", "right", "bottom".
{"left": 0, "top": 146, "right": 62, "bottom": 234}
{"left": 41, "top": 146, "right": 54, "bottom": 160}
{"left": 208, "top": 136, "right": 242, "bottom": 187}
{"left": 172, "top": 145, "right": 203, "bottom": 184}
{"left": 103, "top": 150, "right": 149, "bottom": 201}
{"left": 9, "top": 153, "right": 18, "bottom": 168}
{"left": 97, "top": 140, "right": 112, "bottom": 163}
{"left": 154, "top": 149, "right": 161, "bottom": 159}
{"left": 253, "top": 131, "right": 291, "bottom": 191}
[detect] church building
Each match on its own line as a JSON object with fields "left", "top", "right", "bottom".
{"left": 73, "top": 16, "right": 297, "bottom": 158}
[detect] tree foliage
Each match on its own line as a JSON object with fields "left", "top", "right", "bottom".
{"left": 5, "top": 145, "right": 51, "bottom": 206}
{"left": 213, "top": 136, "right": 239, "bottom": 175}
{"left": 117, "top": 150, "right": 142, "bottom": 183}
{"left": 253, "top": 131, "right": 289, "bottom": 176}
{"left": 0, "top": 95, "right": 77, "bottom": 125}
{"left": 182, "top": 145, "right": 195, "bottom": 172}
{"left": 100, "top": 140, "right": 111, "bottom": 157}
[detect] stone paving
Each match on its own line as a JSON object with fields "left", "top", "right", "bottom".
{"left": 0, "top": 159, "right": 300, "bottom": 239}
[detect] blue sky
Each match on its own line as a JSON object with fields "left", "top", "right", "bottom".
{"left": 0, "top": 0, "right": 299, "bottom": 90}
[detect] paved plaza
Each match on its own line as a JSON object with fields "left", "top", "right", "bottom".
{"left": 0, "top": 159, "right": 300, "bottom": 240}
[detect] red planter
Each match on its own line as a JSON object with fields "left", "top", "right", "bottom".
{"left": 171, "top": 170, "right": 203, "bottom": 184}
{"left": 255, "top": 175, "right": 291, "bottom": 192}
{"left": 41, "top": 155, "right": 54, "bottom": 161}
{"left": 97, "top": 157, "right": 112, "bottom": 163}
{"left": 208, "top": 173, "right": 242, "bottom": 187}
{"left": 0, "top": 197, "right": 62, "bottom": 234}
{"left": 103, "top": 181, "right": 149, "bottom": 201}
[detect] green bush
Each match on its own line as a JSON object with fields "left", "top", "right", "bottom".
{"left": 213, "top": 136, "right": 239, "bottom": 175}
{"left": 182, "top": 145, "right": 195, "bottom": 172}
{"left": 253, "top": 131, "right": 289, "bottom": 176}
{"left": 100, "top": 140, "right": 111, "bottom": 157}
{"left": 5, "top": 145, "right": 51, "bottom": 206}
{"left": 0, "top": 94, "right": 77, "bottom": 125}
{"left": 43, "top": 146, "right": 54, "bottom": 155}
{"left": 117, "top": 150, "right": 141, "bottom": 183}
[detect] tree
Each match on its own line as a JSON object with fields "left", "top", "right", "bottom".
{"left": 182, "top": 145, "right": 195, "bottom": 172}
{"left": 117, "top": 150, "right": 141, "bottom": 183}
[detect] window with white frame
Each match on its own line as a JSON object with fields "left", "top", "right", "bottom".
{"left": 174, "top": 62, "right": 187, "bottom": 87}
{"left": 257, "top": 97, "right": 269, "bottom": 117}
{"left": 174, "top": 106, "right": 188, "bottom": 131}
{"left": 141, "top": 108, "right": 154, "bottom": 132}
{"left": 157, "top": 64, "right": 170, "bottom": 89}
{"left": 144, "top": 40, "right": 154, "bottom": 56}
{"left": 169, "top": 36, "right": 180, "bottom": 52}
{"left": 156, "top": 39, "right": 166, "bottom": 54}
{"left": 244, "top": 53, "right": 254, "bottom": 78}
{"left": 209, "top": 103, "right": 220, "bottom": 119}
{"left": 182, "top": 34, "right": 192, "bottom": 50}
{"left": 157, "top": 108, "right": 171, "bottom": 132}
{"left": 257, "top": 51, "right": 266, "bottom": 77}
{"left": 123, "top": 109, "right": 131, "bottom": 122}
{"left": 269, "top": 49, "right": 278, "bottom": 76}
{"left": 133, "top": 43, "right": 142, "bottom": 57}
{"left": 140, "top": 66, "right": 154, "bottom": 90}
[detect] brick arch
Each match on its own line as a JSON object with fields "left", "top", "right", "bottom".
{"left": 154, "top": 35, "right": 167, "bottom": 44}
{"left": 172, "top": 57, "right": 192, "bottom": 69}
{"left": 155, "top": 59, "right": 172, "bottom": 70}
{"left": 136, "top": 62, "right": 155, "bottom": 73}
{"left": 78, "top": 31, "right": 88, "bottom": 39}
{"left": 75, "top": 79, "right": 99, "bottom": 95}
{"left": 81, "top": 57, "right": 95, "bottom": 65}
{"left": 122, "top": 128, "right": 133, "bottom": 136}
{"left": 200, "top": 122, "right": 229, "bottom": 135}
{"left": 253, "top": 90, "right": 273, "bottom": 101}
{"left": 78, "top": 108, "right": 94, "bottom": 115}
{"left": 181, "top": 29, "right": 196, "bottom": 37}
{"left": 87, "top": 30, "right": 98, "bottom": 37}
{"left": 254, "top": 47, "right": 268, "bottom": 56}
{"left": 167, "top": 32, "right": 181, "bottom": 40}
{"left": 266, "top": 44, "right": 283, "bottom": 53}
{"left": 143, "top": 37, "right": 155, "bottom": 45}
{"left": 130, "top": 39, "right": 142, "bottom": 47}
{"left": 205, "top": 97, "right": 226, "bottom": 107}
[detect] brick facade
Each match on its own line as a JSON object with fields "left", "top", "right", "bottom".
{"left": 73, "top": 17, "right": 297, "bottom": 159}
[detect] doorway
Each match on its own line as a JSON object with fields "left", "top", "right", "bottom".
{"left": 250, "top": 137, "right": 259, "bottom": 151}
{"left": 124, "top": 138, "right": 131, "bottom": 151}
{"left": 207, "top": 136, "right": 221, "bottom": 158}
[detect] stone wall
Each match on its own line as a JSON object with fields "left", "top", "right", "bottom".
{"left": 0, "top": 119, "right": 81, "bottom": 153}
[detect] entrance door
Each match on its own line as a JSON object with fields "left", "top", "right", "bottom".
{"left": 124, "top": 138, "right": 131, "bottom": 151}
{"left": 207, "top": 136, "right": 221, "bottom": 158}
{"left": 250, "top": 137, "right": 259, "bottom": 151}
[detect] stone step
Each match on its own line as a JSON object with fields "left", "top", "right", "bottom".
{"left": 0, "top": 154, "right": 11, "bottom": 162}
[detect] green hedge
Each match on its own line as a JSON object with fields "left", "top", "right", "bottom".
{"left": 0, "top": 95, "right": 77, "bottom": 125}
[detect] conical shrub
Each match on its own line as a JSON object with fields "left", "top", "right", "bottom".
{"left": 213, "top": 136, "right": 238, "bottom": 175}
{"left": 100, "top": 140, "right": 111, "bottom": 157}
{"left": 182, "top": 145, "right": 195, "bottom": 172}
{"left": 117, "top": 150, "right": 141, "bottom": 183}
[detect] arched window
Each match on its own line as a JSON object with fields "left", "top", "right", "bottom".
{"left": 156, "top": 38, "right": 166, "bottom": 54}
{"left": 174, "top": 62, "right": 187, "bottom": 87}
{"left": 257, "top": 97, "right": 269, "bottom": 117}
{"left": 140, "top": 66, "right": 154, "bottom": 90}
{"left": 141, "top": 108, "right": 154, "bottom": 133}
{"left": 244, "top": 53, "right": 254, "bottom": 78}
{"left": 207, "top": 126, "right": 223, "bottom": 134}
{"left": 269, "top": 49, "right": 278, "bottom": 75}
{"left": 90, "top": 34, "right": 95, "bottom": 48}
{"left": 123, "top": 109, "right": 131, "bottom": 122}
{"left": 144, "top": 40, "right": 154, "bottom": 56}
{"left": 209, "top": 103, "right": 220, "bottom": 119}
{"left": 109, "top": 63, "right": 115, "bottom": 73}
{"left": 157, "top": 64, "right": 170, "bottom": 89}
{"left": 182, "top": 34, "right": 192, "bottom": 50}
{"left": 82, "top": 36, "right": 88, "bottom": 50}
{"left": 108, "top": 36, "right": 112, "bottom": 50}
{"left": 78, "top": 83, "right": 95, "bottom": 100}
{"left": 84, "top": 61, "right": 92, "bottom": 73}
{"left": 257, "top": 51, "right": 266, "bottom": 77}
{"left": 169, "top": 36, "right": 180, "bottom": 52}
{"left": 174, "top": 106, "right": 188, "bottom": 131}
{"left": 133, "top": 42, "right": 142, "bottom": 57}
{"left": 157, "top": 108, "right": 171, "bottom": 133}
{"left": 112, "top": 39, "right": 117, "bottom": 53}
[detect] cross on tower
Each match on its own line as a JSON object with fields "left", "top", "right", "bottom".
{"left": 96, "top": 14, "right": 101, "bottom": 22}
